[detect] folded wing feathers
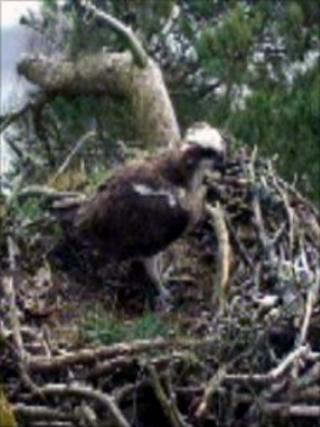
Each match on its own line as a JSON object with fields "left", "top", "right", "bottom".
{"left": 132, "top": 183, "right": 177, "bottom": 207}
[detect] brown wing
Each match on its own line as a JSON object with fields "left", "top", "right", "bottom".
{"left": 74, "top": 173, "right": 189, "bottom": 260}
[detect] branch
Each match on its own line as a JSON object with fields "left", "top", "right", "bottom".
{"left": 224, "top": 345, "right": 309, "bottom": 384}
{"left": 50, "top": 131, "right": 96, "bottom": 185}
{"left": 16, "top": 185, "right": 86, "bottom": 203}
{"left": 17, "top": 52, "right": 133, "bottom": 95}
{"left": 3, "top": 133, "right": 45, "bottom": 170}
{"left": 27, "top": 337, "right": 218, "bottom": 373}
{"left": 0, "top": 95, "right": 49, "bottom": 135}
{"left": 195, "top": 365, "right": 227, "bottom": 419}
{"left": 82, "top": 0, "right": 148, "bottom": 68}
{"left": 263, "top": 403, "right": 320, "bottom": 418}
{"left": 36, "top": 384, "right": 130, "bottom": 427}
{"left": 296, "top": 268, "right": 320, "bottom": 347}
{"left": 147, "top": 364, "right": 191, "bottom": 427}
{"left": 4, "top": 236, "right": 41, "bottom": 395}
{"left": 14, "top": 404, "right": 79, "bottom": 423}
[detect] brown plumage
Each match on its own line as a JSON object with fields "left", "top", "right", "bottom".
{"left": 52, "top": 123, "right": 227, "bottom": 306}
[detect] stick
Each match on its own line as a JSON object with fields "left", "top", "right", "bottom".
{"left": 35, "top": 384, "right": 130, "bottom": 427}
{"left": 247, "top": 147, "right": 270, "bottom": 252}
{"left": 4, "top": 237, "right": 41, "bottom": 395}
{"left": 205, "top": 203, "right": 231, "bottom": 311}
{"left": 50, "top": 131, "right": 96, "bottom": 185}
{"left": 195, "top": 365, "right": 227, "bottom": 419}
{"left": 224, "top": 345, "right": 309, "bottom": 384}
{"left": 14, "top": 404, "right": 79, "bottom": 423}
{"left": 296, "top": 268, "right": 320, "bottom": 347}
{"left": 82, "top": 1, "right": 148, "bottom": 68}
{"left": 263, "top": 403, "right": 320, "bottom": 418}
{"left": 0, "top": 94, "right": 49, "bottom": 135}
{"left": 16, "top": 185, "right": 86, "bottom": 203}
{"left": 27, "top": 337, "right": 218, "bottom": 373}
{"left": 147, "top": 364, "right": 191, "bottom": 427}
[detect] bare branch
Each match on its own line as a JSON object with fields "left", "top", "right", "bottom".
{"left": 82, "top": 0, "right": 148, "bottom": 68}
{"left": 36, "top": 384, "right": 130, "bottom": 427}
{"left": 263, "top": 403, "right": 320, "bottom": 418}
{"left": 147, "top": 364, "right": 191, "bottom": 427}
{"left": 27, "top": 337, "right": 218, "bottom": 373}
{"left": 0, "top": 95, "right": 49, "bottom": 135}
{"left": 195, "top": 365, "right": 227, "bottom": 419}
{"left": 50, "top": 131, "right": 96, "bottom": 185}
{"left": 14, "top": 404, "right": 79, "bottom": 423}
{"left": 16, "top": 185, "right": 86, "bottom": 203}
{"left": 225, "top": 345, "right": 309, "bottom": 384}
{"left": 3, "top": 237, "right": 41, "bottom": 395}
{"left": 297, "top": 268, "right": 320, "bottom": 347}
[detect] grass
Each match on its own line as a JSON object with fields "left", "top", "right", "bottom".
{"left": 82, "top": 309, "right": 175, "bottom": 345}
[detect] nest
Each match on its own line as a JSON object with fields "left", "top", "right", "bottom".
{"left": 1, "top": 147, "right": 319, "bottom": 427}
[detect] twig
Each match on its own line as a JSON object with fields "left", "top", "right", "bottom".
{"left": 82, "top": 1, "right": 148, "bottom": 68}
{"left": 84, "top": 351, "right": 191, "bottom": 380}
{"left": 75, "top": 404, "right": 98, "bottom": 427}
{"left": 84, "top": 355, "right": 136, "bottom": 380}
{"left": 195, "top": 365, "right": 227, "bottom": 419}
{"left": 35, "top": 384, "right": 130, "bottom": 427}
{"left": 14, "top": 404, "right": 79, "bottom": 423}
{"left": 263, "top": 403, "right": 320, "bottom": 418}
{"left": 270, "top": 168, "right": 295, "bottom": 254}
{"left": 251, "top": 185, "right": 270, "bottom": 252}
{"left": 27, "top": 337, "right": 218, "bottom": 373}
{"left": 16, "top": 185, "right": 86, "bottom": 203}
{"left": 0, "top": 95, "right": 49, "bottom": 135}
{"left": 296, "top": 362, "right": 320, "bottom": 388}
{"left": 247, "top": 147, "right": 271, "bottom": 252}
{"left": 224, "top": 345, "right": 309, "bottom": 384}
{"left": 50, "top": 131, "right": 96, "bottom": 185}
{"left": 277, "top": 175, "right": 320, "bottom": 222}
{"left": 22, "top": 423, "right": 74, "bottom": 427}
{"left": 4, "top": 237, "right": 41, "bottom": 395}
{"left": 296, "top": 268, "right": 320, "bottom": 347}
{"left": 225, "top": 214, "right": 254, "bottom": 268}
{"left": 3, "top": 133, "right": 44, "bottom": 170}
{"left": 147, "top": 364, "right": 191, "bottom": 427}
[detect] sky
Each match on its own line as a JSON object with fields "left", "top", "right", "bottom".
{"left": 1, "top": 1, "right": 41, "bottom": 177}
{"left": 1, "top": 1, "right": 40, "bottom": 28}
{"left": 1, "top": 0, "right": 42, "bottom": 110}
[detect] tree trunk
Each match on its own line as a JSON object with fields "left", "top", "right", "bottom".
{"left": 18, "top": 51, "right": 181, "bottom": 148}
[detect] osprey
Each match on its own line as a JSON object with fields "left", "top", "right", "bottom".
{"left": 53, "top": 123, "right": 226, "bottom": 305}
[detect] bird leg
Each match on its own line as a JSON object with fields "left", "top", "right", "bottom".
{"left": 143, "top": 254, "right": 171, "bottom": 307}
{"left": 188, "top": 185, "right": 207, "bottom": 229}
{"left": 186, "top": 164, "right": 208, "bottom": 229}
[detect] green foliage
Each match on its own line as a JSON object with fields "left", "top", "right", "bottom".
{"left": 83, "top": 310, "right": 173, "bottom": 345}
{"left": 14, "top": 0, "right": 319, "bottom": 205}
{"left": 192, "top": 1, "right": 320, "bottom": 203}
{"left": 10, "top": 198, "right": 43, "bottom": 223}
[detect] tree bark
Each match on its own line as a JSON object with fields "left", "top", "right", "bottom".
{"left": 17, "top": 51, "right": 181, "bottom": 148}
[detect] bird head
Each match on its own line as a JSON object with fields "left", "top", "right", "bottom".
{"left": 181, "top": 122, "right": 227, "bottom": 173}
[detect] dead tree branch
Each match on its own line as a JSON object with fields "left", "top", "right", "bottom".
{"left": 36, "top": 384, "right": 130, "bottom": 427}
{"left": 147, "top": 364, "right": 191, "bottom": 427}
{"left": 82, "top": 0, "right": 148, "bottom": 68}
{"left": 50, "top": 131, "right": 97, "bottom": 185}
